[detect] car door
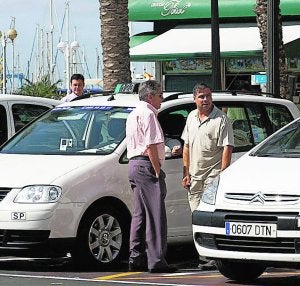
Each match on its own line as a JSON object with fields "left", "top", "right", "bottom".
{"left": 158, "top": 103, "right": 194, "bottom": 240}
{"left": 0, "top": 103, "right": 8, "bottom": 145}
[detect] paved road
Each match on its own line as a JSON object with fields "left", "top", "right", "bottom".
{"left": 1, "top": 243, "right": 300, "bottom": 286}
{"left": 1, "top": 261, "right": 300, "bottom": 286}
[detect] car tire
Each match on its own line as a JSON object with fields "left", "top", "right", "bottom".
{"left": 216, "top": 259, "right": 266, "bottom": 282}
{"left": 71, "top": 205, "right": 129, "bottom": 269}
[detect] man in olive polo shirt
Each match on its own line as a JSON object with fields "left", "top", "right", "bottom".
{"left": 181, "top": 83, "right": 234, "bottom": 269}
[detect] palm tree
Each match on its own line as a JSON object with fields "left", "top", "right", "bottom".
{"left": 19, "top": 75, "right": 61, "bottom": 99}
{"left": 100, "top": 0, "right": 132, "bottom": 91}
{"left": 254, "top": 0, "right": 288, "bottom": 98}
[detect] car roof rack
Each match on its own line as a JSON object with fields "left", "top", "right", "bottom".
{"left": 217, "top": 90, "right": 275, "bottom": 97}
{"left": 162, "top": 90, "right": 276, "bottom": 102}
{"left": 162, "top": 92, "right": 191, "bottom": 102}
{"left": 70, "top": 88, "right": 277, "bottom": 103}
{"left": 70, "top": 90, "right": 115, "bottom": 101}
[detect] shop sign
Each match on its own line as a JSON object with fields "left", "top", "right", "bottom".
{"left": 226, "top": 58, "right": 264, "bottom": 73}
{"left": 163, "top": 58, "right": 212, "bottom": 74}
{"left": 251, "top": 74, "right": 267, "bottom": 85}
{"left": 151, "top": 0, "right": 192, "bottom": 17}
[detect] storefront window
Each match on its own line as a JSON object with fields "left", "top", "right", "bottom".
{"left": 287, "top": 57, "right": 300, "bottom": 71}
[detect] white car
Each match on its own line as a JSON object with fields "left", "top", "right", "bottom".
{"left": 0, "top": 89, "right": 299, "bottom": 268}
{"left": 192, "top": 116, "right": 300, "bottom": 282}
{"left": 0, "top": 94, "right": 59, "bottom": 145}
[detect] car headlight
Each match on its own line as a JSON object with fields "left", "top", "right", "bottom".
{"left": 14, "top": 185, "right": 62, "bottom": 203}
{"left": 201, "top": 176, "right": 220, "bottom": 205}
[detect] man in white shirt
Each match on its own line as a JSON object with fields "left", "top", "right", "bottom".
{"left": 60, "top": 73, "right": 85, "bottom": 102}
{"left": 126, "top": 80, "right": 176, "bottom": 273}
{"left": 181, "top": 82, "right": 234, "bottom": 270}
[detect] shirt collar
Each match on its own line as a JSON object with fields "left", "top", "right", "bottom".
{"left": 208, "top": 105, "right": 217, "bottom": 119}
{"left": 194, "top": 104, "right": 216, "bottom": 118}
{"left": 139, "top": 101, "right": 158, "bottom": 116}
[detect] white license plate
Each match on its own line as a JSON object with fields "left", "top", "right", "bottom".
{"left": 225, "top": 221, "right": 277, "bottom": 238}
{"left": 11, "top": 212, "right": 26, "bottom": 220}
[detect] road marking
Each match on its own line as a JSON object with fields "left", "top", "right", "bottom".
{"left": 0, "top": 269, "right": 300, "bottom": 286}
{"left": 94, "top": 272, "right": 142, "bottom": 280}
{"left": 95, "top": 279, "right": 206, "bottom": 286}
{"left": 0, "top": 273, "right": 98, "bottom": 283}
{"left": 122, "top": 274, "right": 223, "bottom": 281}
{"left": 0, "top": 272, "right": 205, "bottom": 286}
{"left": 261, "top": 271, "right": 300, "bottom": 276}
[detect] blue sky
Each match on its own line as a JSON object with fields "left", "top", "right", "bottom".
{"left": 0, "top": 0, "right": 151, "bottom": 90}
{"left": 1, "top": 0, "right": 103, "bottom": 84}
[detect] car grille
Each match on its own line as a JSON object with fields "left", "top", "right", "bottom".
{"left": 0, "top": 188, "right": 11, "bottom": 201}
{"left": 215, "top": 235, "right": 297, "bottom": 253}
{"left": 0, "top": 230, "right": 50, "bottom": 248}
{"left": 224, "top": 192, "right": 300, "bottom": 205}
{"left": 194, "top": 210, "right": 300, "bottom": 254}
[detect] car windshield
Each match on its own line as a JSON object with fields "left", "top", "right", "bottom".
{"left": 250, "top": 119, "right": 300, "bottom": 158}
{"left": 1, "top": 105, "right": 133, "bottom": 155}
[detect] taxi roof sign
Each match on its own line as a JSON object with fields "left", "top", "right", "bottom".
{"left": 114, "top": 83, "right": 140, "bottom": 94}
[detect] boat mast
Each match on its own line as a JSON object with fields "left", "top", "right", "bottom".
{"left": 50, "top": 0, "right": 54, "bottom": 82}
{"left": 66, "top": 0, "right": 70, "bottom": 91}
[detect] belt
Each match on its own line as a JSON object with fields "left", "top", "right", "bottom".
{"left": 130, "top": 155, "right": 150, "bottom": 161}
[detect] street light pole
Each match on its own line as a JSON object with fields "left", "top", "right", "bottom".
{"left": 66, "top": 44, "right": 70, "bottom": 91}
{"left": 58, "top": 41, "right": 70, "bottom": 91}
{"left": 58, "top": 39, "right": 79, "bottom": 92}
{"left": 1, "top": 32, "right": 7, "bottom": 94}
{"left": 50, "top": 0, "right": 55, "bottom": 82}
{"left": 7, "top": 26, "right": 17, "bottom": 93}
{"left": 57, "top": 0, "right": 74, "bottom": 92}
{"left": 71, "top": 40, "right": 80, "bottom": 74}
{"left": 211, "top": 0, "right": 222, "bottom": 90}
{"left": 266, "top": 0, "right": 280, "bottom": 97}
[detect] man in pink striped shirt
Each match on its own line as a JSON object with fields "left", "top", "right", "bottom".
{"left": 126, "top": 80, "right": 176, "bottom": 273}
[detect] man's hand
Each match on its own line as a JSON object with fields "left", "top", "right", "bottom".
{"left": 182, "top": 175, "right": 191, "bottom": 190}
{"left": 147, "top": 144, "right": 161, "bottom": 178}
{"left": 171, "top": 145, "right": 182, "bottom": 156}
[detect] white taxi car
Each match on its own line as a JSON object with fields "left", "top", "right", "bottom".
{"left": 0, "top": 94, "right": 59, "bottom": 145}
{"left": 0, "top": 89, "right": 299, "bottom": 268}
{"left": 193, "top": 117, "right": 300, "bottom": 282}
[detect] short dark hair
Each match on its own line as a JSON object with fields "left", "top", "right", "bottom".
{"left": 138, "top": 80, "right": 161, "bottom": 101}
{"left": 193, "top": 83, "right": 211, "bottom": 97}
{"left": 70, "top": 73, "right": 85, "bottom": 83}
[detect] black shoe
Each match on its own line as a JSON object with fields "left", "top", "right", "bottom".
{"left": 128, "top": 263, "right": 148, "bottom": 272}
{"left": 149, "top": 265, "right": 177, "bottom": 273}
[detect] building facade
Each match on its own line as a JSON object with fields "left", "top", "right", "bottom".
{"left": 128, "top": 0, "right": 300, "bottom": 95}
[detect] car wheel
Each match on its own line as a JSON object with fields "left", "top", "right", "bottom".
{"left": 71, "top": 205, "right": 129, "bottom": 269}
{"left": 216, "top": 259, "right": 266, "bottom": 282}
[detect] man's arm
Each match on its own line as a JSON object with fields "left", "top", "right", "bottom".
{"left": 221, "top": 145, "right": 234, "bottom": 171}
{"left": 165, "top": 138, "right": 182, "bottom": 157}
{"left": 147, "top": 144, "right": 161, "bottom": 178}
{"left": 182, "top": 144, "right": 191, "bottom": 189}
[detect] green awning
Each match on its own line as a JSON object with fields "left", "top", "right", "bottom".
{"left": 130, "top": 51, "right": 262, "bottom": 62}
{"left": 130, "top": 23, "right": 300, "bottom": 62}
{"left": 129, "top": 33, "right": 158, "bottom": 48}
{"left": 129, "top": 0, "right": 300, "bottom": 21}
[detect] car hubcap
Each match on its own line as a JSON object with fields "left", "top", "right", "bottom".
{"left": 89, "top": 213, "right": 122, "bottom": 263}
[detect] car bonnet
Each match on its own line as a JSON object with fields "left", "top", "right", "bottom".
{"left": 0, "top": 153, "right": 102, "bottom": 187}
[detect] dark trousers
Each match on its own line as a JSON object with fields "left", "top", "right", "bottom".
{"left": 128, "top": 159, "right": 168, "bottom": 270}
